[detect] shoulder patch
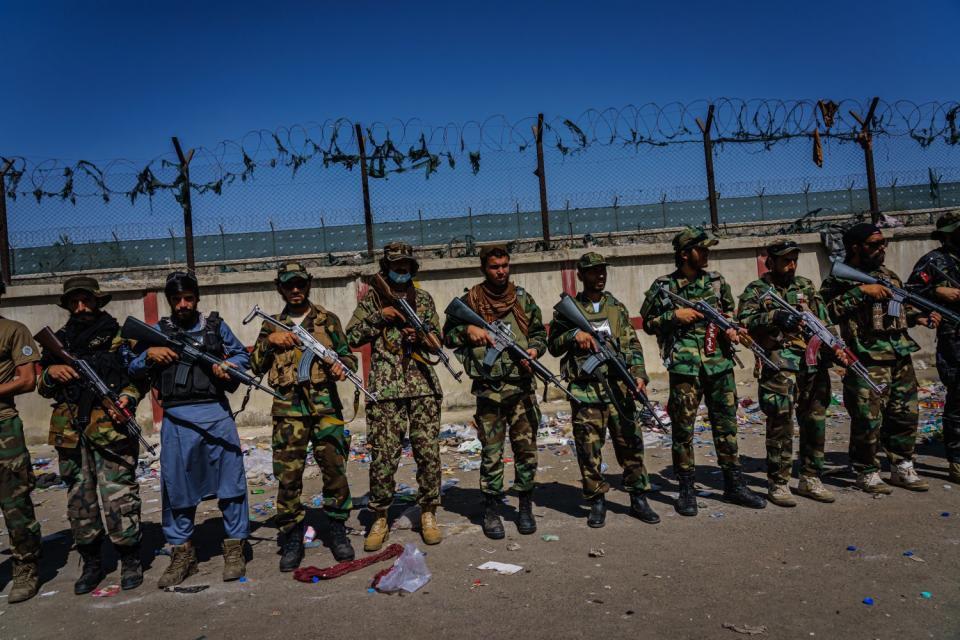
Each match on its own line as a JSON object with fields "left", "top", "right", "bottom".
{"left": 21, "top": 345, "right": 33, "bottom": 357}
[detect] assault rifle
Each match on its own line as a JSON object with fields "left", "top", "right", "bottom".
{"left": 830, "top": 261, "right": 960, "bottom": 326}
{"left": 121, "top": 317, "right": 283, "bottom": 400}
{"left": 35, "top": 327, "right": 156, "bottom": 455}
{"left": 757, "top": 288, "right": 886, "bottom": 395}
{"left": 444, "top": 297, "right": 576, "bottom": 401}
{"left": 553, "top": 294, "right": 665, "bottom": 428}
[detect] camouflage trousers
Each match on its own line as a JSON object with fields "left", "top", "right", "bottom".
{"left": 759, "top": 367, "right": 831, "bottom": 483}
{"left": 57, "top": 436, "right": 141, "bottom": 547}
{"left": 273, "top": 414, "right": 352, "bottom": 533}
{"left": 0, "top": 416, "right": 41, "bottom": 562}
{"left": 366, "top": 396, "right": 442, "bottom": 512}
{"left": 571, "top": 400, "right": 650, "bottom": 499}
{"left": 475, "top": 393, "right": 540, "bottom": 496}
{"left": 843, "top": 356, "right": 918, "bottom": 474}
{"left": 668, "top": 369, "right": 740, "bottom": 472}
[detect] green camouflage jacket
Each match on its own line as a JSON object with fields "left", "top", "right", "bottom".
{"left": 547, "top": 291, "right": 648, "bottom": 404}
{"left": 250, "top": 302, "right": 357, "bottom": 417}
{"left": 443, "top": 285, "right": 548, "bottom": 402}
{"left": 908, "top": 244, "right": 960, "bottom": 340}
{"left": 345, "top": 286, "right": 442, "bottom": 400}
{"left": 737, "top": 274, "right": 836, "bottom": 372}
{"left": 639, "top": 269, "right": 737, "bottom": 376}
{"left": 820, "top": 265, "right": 921, "bottom": 362}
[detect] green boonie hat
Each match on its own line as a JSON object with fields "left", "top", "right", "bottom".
{"left": 276, "top": 262, "right": 311, "bottom": 283}
{"left": 383, "top": 241, "right": 418, "bottom": 266}
{"left": 59, "top": 276, "right": 111, "bottom": 309}
{"left": 933, "top": 211, "right": 960, "bottom": 239}
{"left": 672, "top": 226, "right": 719, "bottom": 252}
{"left": 576, "top": 252, "right": 608, "bottom": 270}
{"left": 765, "top": 238, "right": 801, "bottom": 256}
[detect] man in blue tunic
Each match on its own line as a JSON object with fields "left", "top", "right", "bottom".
{"left": 128, "top": 272, "right": 250, "bottom": 588}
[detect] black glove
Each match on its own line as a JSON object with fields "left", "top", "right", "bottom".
{"left": 773, "top": 310, "right": 801, "bottom": 331}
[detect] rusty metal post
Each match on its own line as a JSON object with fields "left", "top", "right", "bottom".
{"left": 696, "top": 105, "right": 719, "bottom": 232}
{"left": 850, "top": 97, "right": 881, "bottom": 223}
{"left": 533, "top": 113, "right": 551, "bottom": 249}
{"left": 0, "top": 159, "right": 14, "bottom": 285}
{"left": 171, "top": 137, "right": 196, "bottom": 271}
{"left": 355, "top": 123, "right": 375, "bottom": 257}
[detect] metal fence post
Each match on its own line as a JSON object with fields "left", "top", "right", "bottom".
{"left": 355, "top": 123, "right": 375, "bottom": 258}
{"left": 533, "top": 113, "right": 551, "bottom": 249}
{"left": 0, "top": 159, "right": 14, "bottom": 285}
{"left": 696, "top": 104, "right": 720, "bottom": 232}
{"left": 850, "top": 97, "right": 881, "bottom": 223}
{"left": 171, "top": 137, "right": 196, "bottom": 271}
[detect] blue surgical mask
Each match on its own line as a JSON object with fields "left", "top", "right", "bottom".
{"left": 388, "top": 270, "right": 412, "bottom": 284}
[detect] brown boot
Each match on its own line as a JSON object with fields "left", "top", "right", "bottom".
{"left": 157, "top": 542, "right": 198, "bottom": 589}
{"left": 222, "top": 539, "right": 246, "bottom": 582}
{"left": 9, "top": 560, "right": 40, "bottom": 604}
{"left": 364, "top": 514, "right": 389, "bottom": 552}
{"left": 420, "top": 507, "right": 442, "bottom": 545}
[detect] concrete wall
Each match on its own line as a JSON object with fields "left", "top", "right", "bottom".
{"left": 3, "top": 221, "right": 944, "bottom": 444}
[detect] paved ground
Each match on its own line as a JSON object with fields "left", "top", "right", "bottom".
{"left": 1, "top": 376, "right": 957, "bottom": 640}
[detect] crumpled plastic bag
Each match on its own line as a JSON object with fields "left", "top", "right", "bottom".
{"left": 375, "top": 544, "right": 431, "bottom": 593}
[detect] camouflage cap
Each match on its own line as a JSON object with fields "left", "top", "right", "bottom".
{"left": 765, "top": 238, "right": 801, "bottom": 256}
{"left": 672, "top": 226, "right": 719, "bottom": 252}
{"left": 276, "top": 261, "right": 311, "bottom": 283}
{"left": 576, "top": 252, "right": 608, "bottom": 270}
{"left": 383, "top": 241, "right": 418, "bottom": 266}
{"left": 933, "top": 211, "right": 960, "bottom": 239}
{"left": 59, "top": 276, "right": 111, "bottom": 309}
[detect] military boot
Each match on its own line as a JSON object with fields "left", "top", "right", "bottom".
{"left": 587, "top": 495, "right": 606, "bottom": 528}
{"left": 856, "top": 470, "right": 892, "bottom": 495}
{"left": 420, "top": 507, "right": 442, "bottom": 545}
{"left": 329, "top": 520, "right": 355, "bottom": 562}
{"left": 481, "top": 494, "right": 505, "bottom": 540}
{"left": 279, "top": 523, "right": 305, "bottom": 572}
{"left": 364, "top": 513, "right": 390, "bottom": 552}
{"left": 888, "top": 460, "right": 929, "bottom": 492}
{"left": 516, "top": 492, "right": 537, "bottom": 535}
{"left": 117, "top": 543, "right": 143, "bottom": 590}
{"left": 722, "top": 468, "right": 767, "bottom": 509}
{"left": 796, "top": 475, "right": 835, "bottom": 503}
{"left": 8, "top": 560, "right": 40, "bottom": 604}
{"left": 675, "top": 470, "right": 698, "bottom": 517}
{"left": 767, "top": 482, "right": 797, "bottom": 507}
{"left": 950, "top": 462, "right": 960, "bottom": 484}
{"left": 222, "top": 538, "right": 246, "bottom": 581}
{"left": 74, "top": 540, "right": 106, "bottom": 595}
{"left": 630, "top": 493, "right": 661, "bottom": 524}
{"left": 157, "top": 542, "right": 198, "bottom": 589}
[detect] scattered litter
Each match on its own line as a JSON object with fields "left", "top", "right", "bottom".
{"left": 477, "top": 561, "right": 523, "bottom": 575}
{"left": 862, "top": 597, "right": 874, "bottom": 606}
{"left": 459, "top": 459, "right": 481, "bottom": 471}
{"left": 91, "top": 585, "right": 121, "bottom": 598}
{"left": 846, "top": 546, "right": 858, "bottom": 552}
{"left": 709, "top": 512, "right": 725, "bottom": 519}
{"left": 507, "top": 543, "right": 521, "bottom": 551}
{"left": 295, "top": 544, "right": 403, "bottom": 582}
{"left": 902, "top": 550, "right": 913, "bottom": 557}
{"left": 920, "top": 591, "right": 932, "bottom": 599}
{"left": 373, "top": 544, "right": 431, "bottom": 593}
{"left": 588, "top": 548, "right": 605, "bottom": 558}
{"left": 721, "top": 622, "right": 768, "bottom": 635}
{"left": 541, "top": 534, "right": 559, "bottom": 542}
{"left": 238, "top": 577, "right": 247, "bottom": 583}
{"left": 941, "top": 512, "right": 950, "bottom": 517}
{"left": 165, "top": 585, "right": 209, "bottom": 593}
{"left": 250, "top": 489, "right": 265, "bottom": 495}
{"left": 471, "top": 579, "right": 487, "bottom": 590}
{"left": 441, "top": 478, "right": 460, "bottom": 494}
{"left": 392, "top": 505, "right": 422, "bottom": 531}
{"left": 457, "top": 439, "right": 482, "bottom": 454}
{"left": 39, "top": 591, "right": 59, "bottom": 597}
{"left": 304, "top": 526, "right": 316, "bottom": 544}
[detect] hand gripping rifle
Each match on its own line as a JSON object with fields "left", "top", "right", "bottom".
{"left": 242, "top": 305, "right": 378, "bottom": 403}
{"left": 444, "top": 297, "right": 576, "bottom": 401}
{"left": 830, "top": 261, "right": 960, "bottom": 326}
{"left": 758, "top": 288, "right": 887, "bottom": 395}
{"left": 35, "top": 327, "right": 156, "bottom": 455}
{"left": 553, "top": 294, "right": 665, "bottom": 428}
{"left": 368, "top": 274, "right": 463, "bottom": 381}
{"left": 656, "top": 285, "right": 781, "bottom": 372}
{"left": 121, "top": 316, "right": 284, "bottom": 400}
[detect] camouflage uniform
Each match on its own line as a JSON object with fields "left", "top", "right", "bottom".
{"left": 821, "top": 266, "right": 921, "bottom": 474}
{"left": 738, "top": 269, "right": 835, "bottom": 483}
{"left": 345, "top": 263, "right": 443, "bottom": 513}
{"left": 548, "top": 278, "right": 651, "bottom": 499}
{"left": 443, "top": 284, "right": 547, "bottom": 497}
{"left": 0, "top": 318, "right": 42, "bottom": 563}
{"left": 250, "top": 296, "right": 357, "bottom": 531}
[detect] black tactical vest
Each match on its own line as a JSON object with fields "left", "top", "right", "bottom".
{"left": 156, "top": 312, "right": 237, "bottom": 407}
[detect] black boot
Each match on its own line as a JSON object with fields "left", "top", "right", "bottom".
{"left": 74, "top": 540, "right": 105, "bottom": 595}
{"left": 118, "top": 543, "right": 143, "bottom": 590}
{"left": 328, "top": 520, "right": 355, "bottom": 562}
{"left": 629, "top": 493, "right": 661, "bottom": 524}
{"left": 278, "top": 524, "right": 305, "bottom": 572}
{"left": 587, "top": 495, "right": 606, "bottom": 528}
{"left": 723, "top": 468, "right": 767, "bottom": 509}
{"left": 481, "top": 495, "right": 505, "bottom": 540}
{"left": 675, "top": 470, "right": 698, "bottom": 517}
{"left": 516, "top": 492, "right": 537, "bottom": 535}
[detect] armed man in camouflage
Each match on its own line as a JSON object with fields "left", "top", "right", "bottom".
{"left": 908, "top": 211, "right": 960, "bottom": 484}
{"left": 737, "top": 239, "right": 851, "bottom": 506}
{"left": 821, "top": 223, "right": 937, "bottom": 494}
{"left": 38, "top": 277, "right": 144, "bottom": 594}
{"left": 251, "top": 262, "right": 356, "bottom": 570}
{"left": 640, "top": 227, "right": 767, "bottom": 516}
{"left": 0, "top": 281, "right": 43, "bottom": 603}
{"left": 346, "top": 242, "right": 444, "bottom": 551}
{"left": 443, "top": 245, "right": 547, "bottom": 539}
{"left": 547, "top": 252, "right": 659, "bottom": 528}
